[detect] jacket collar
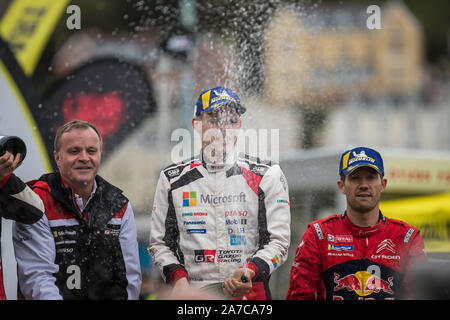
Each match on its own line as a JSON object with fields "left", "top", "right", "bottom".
{"left": 341, "top": 210, "right": 386, "bottom": 237}
{"left": 39, "top": 172, "right": 127, "bottom": 225}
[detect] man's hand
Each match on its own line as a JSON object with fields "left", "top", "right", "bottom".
{"left": 0, "top": 151, "right": 21, "bottom": 181}
{"left": 161, "top": 277, "right": 222, "bottom": 300}
{"left": 166, "top": 277, "right": 215, "bottom": 299}
{"left": 173, "top": 276, "right": 190, "bottom": 290}
{"left": 223, "top": 267, "right": 255, "bottom": 299}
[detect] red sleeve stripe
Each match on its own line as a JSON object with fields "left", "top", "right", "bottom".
{"left": 0, "top": 173, "right": 12, "bottom": 188}
{"left": 239, "top": 166, "right": 262, "bottom": 196}
{"left": 113, "top": 202, "right": 128, "bottom": 219}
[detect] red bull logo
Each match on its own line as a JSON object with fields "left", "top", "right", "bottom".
{"left": 333, "top": 271, "right": 394, "bottom": 297}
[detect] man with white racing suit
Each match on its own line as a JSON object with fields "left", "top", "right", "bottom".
{"left": 149, "top": 86, "right": 291, "bottom": 299}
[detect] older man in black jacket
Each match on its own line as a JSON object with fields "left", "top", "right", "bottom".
{"left": 8, "top": 120, "right": 141, "bottom": 300}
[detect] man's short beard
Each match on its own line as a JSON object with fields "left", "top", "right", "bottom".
{"left": 348, "top": 199, "right": 377, "bottom": 214}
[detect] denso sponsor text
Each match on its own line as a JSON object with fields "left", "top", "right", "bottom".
{"left": 225, "top": 210, "right": 248, "bottom": 217}
{"left": 200, "top": 192, "right": 246, "bottom": 205}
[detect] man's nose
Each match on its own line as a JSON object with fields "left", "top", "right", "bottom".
{"left": 78, "top": 150, "right": 90, "bottom": 161}
{"left": 358, "top": 178, "right": 370, "bottom": 189}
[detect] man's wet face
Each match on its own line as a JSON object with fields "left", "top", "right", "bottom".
{"left": 193, "top": 106, "right": 242, "bottom": 163}
{"left": 338, "top": 166, "right": 386, "bottom": 214}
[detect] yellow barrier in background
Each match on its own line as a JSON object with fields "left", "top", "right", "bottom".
{"left": 381, "top": 193, "right": 450, "bottom": 253}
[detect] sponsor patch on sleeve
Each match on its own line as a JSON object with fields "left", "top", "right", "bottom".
{"left": 313, "top": 223, "right": 324, "bottom": 240}
{"left": 403, "top": 228, "right": 415, "bottom": 243}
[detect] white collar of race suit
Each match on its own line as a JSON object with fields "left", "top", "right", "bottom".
{"left": 201, "top": 149, "right": 237, "bottom": 173}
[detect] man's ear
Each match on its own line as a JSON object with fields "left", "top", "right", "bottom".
{"left": 192, "top": 117, "right": 202, "bottom": 135}
{"left": 337, "top": 179, "right": 346, "bottom": 195}
{"left": 54, "top": 150, "right": 60, "bottom": 169}
{"left": 381, "top": 177, "right": 387, "bottom": 193}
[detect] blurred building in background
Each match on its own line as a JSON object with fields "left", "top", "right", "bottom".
{"left": 265, "top": 1, "right": 423, "bottom": 105}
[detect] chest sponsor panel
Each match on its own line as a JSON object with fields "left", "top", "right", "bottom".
{"left": 325, "top": 233, "right": 355, "bottom": 257}
{"left": 176, "top": 187, "right": 259, "bottom": 252}
{"left": 325, "top": 233, "right": 403, "bottom": 262}
{"left": 51, "top": 225, "right": 81, "bottom": 259}
{"left": 51, "top": 223, "right": 121, "bottom": 253}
